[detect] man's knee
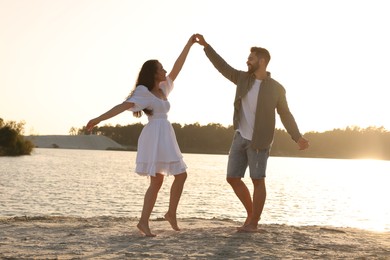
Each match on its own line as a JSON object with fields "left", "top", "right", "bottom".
{"left": 252, "top": 178, "right": 265, "bottom": 188}
{"left": 226, "top": 177, "right": 241, "bottom": 186}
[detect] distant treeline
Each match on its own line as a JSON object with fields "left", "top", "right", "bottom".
{"left": 77, "top": 124, "right": 390, "bottom": 160}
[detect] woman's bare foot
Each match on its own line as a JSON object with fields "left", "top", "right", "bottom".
{"left": 137, "top": 222, "right": 156, "bottom": 237}
{"left": 164, "top": 213, "right": 180, "bottom": 231}
{"left": 237, "top": 224, "right": 248, "bottom": 230}
{"left": 236, "top": 216, "right": 251, "bottom": 230}
{"left": 237, "top": 224, "right": 260, "bottom": 233}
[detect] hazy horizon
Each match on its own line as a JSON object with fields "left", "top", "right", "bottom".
{"left": 18, "top": 121, "right": 390, "bottom": 136}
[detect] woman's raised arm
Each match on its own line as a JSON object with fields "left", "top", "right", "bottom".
{"left": 168, "top": 35, "right": 197, "bottom": 82}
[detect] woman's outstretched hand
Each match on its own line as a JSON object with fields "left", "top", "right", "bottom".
{"left": 188, "top": 34, "right": 197, "bottom": 45}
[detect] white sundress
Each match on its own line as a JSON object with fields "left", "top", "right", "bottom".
{"left": 125, "top": 77, "right": 187, "bottom": 176}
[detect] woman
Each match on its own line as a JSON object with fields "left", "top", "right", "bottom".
{"left": 86, "top": 35, "right": 196, "bottom": 237}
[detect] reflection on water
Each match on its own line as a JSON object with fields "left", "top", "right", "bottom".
{"left": 1, "top": 149, "right": 389, "bottom": 232}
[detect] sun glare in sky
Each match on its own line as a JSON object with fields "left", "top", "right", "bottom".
{"left": 1, "top": 0, "right": 390, "bottom": 135}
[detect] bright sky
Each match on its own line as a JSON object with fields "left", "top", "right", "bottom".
{"left": 1, "top": 0, "right": 389, "bottom": 135}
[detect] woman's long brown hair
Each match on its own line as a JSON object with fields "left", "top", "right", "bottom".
{"left": 128, "top": 60, "right": 158, "bottom": 118}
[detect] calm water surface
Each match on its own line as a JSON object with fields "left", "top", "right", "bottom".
{"left": 1, "top": 148, "right": 389, "bottom": 232}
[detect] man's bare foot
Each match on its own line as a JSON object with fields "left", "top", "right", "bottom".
{"left": 164, "top": 213, "right": 180, "bottom": 231}
{"left": 137, "top": 222, "right": 156, "bottom": 237}
{"left": 237, "top": 224, "right": 260, "bottom": 233}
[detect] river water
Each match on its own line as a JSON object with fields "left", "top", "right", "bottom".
{"left": 1, "top": 148, "right": 389, "bottom": 232}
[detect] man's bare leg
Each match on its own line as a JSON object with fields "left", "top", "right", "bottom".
{"left": 238, "top": 178, "right": 266, "bottom": 232}
{"left": 165, "top": 172, "right": 187, "bottom": 231}
{"left": 137, "top": 174, "right": 164, "bottom": 237}
{"left": 227, "top": 177, "right": 253, "bottom": 227}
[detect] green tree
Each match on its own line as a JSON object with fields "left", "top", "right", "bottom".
{"left": 0, "top": 118, "right": 34, "bottom": 156}
{"left": 69, "top": 127, "right": 78, "bottom": 135}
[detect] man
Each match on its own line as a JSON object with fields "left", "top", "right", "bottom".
{"left": 195, "top": 34, "right": 309, "bottom": 232}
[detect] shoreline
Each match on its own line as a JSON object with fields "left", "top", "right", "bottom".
{"left": 1, "top": 216, "right": 389, "bottom": 259}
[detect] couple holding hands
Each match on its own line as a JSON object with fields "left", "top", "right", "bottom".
{"left": 86, "top": 34, "right": 309, "bottom": 237}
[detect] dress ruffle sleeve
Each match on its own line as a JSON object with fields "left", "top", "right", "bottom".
{"left": 159, "top": 77, "right": 174, "bottom": 97}
{"left": 125, "top": 85, "right": 153, "bottom": 112}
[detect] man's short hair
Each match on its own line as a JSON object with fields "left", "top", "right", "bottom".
{"left": 250, "top": 47, "right": 271, "bottom": 66}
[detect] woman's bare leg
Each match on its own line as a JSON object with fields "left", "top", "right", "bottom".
{"left": 137, "top": 174, "right": 164, "bottom": 237}
{"left": 165, "top": 172, "right": 187, "bottom": 231}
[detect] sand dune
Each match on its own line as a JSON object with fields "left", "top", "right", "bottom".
{"left": 25, "top": 135, "right": 125, "bottom": 150}
{"left": 0, "top": 216, "right": 389, "bottom": 259}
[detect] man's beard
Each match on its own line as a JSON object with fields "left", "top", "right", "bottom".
{"left": 247, "top": 63, "right": 259, "bottom": 74}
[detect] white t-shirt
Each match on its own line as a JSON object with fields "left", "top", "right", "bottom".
{"left": 238, "top": 79, "right": 262, "bottom": 140}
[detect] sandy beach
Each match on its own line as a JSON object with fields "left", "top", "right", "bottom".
{"left": 0, "top": 216, "right": 389, "bottom": 259}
